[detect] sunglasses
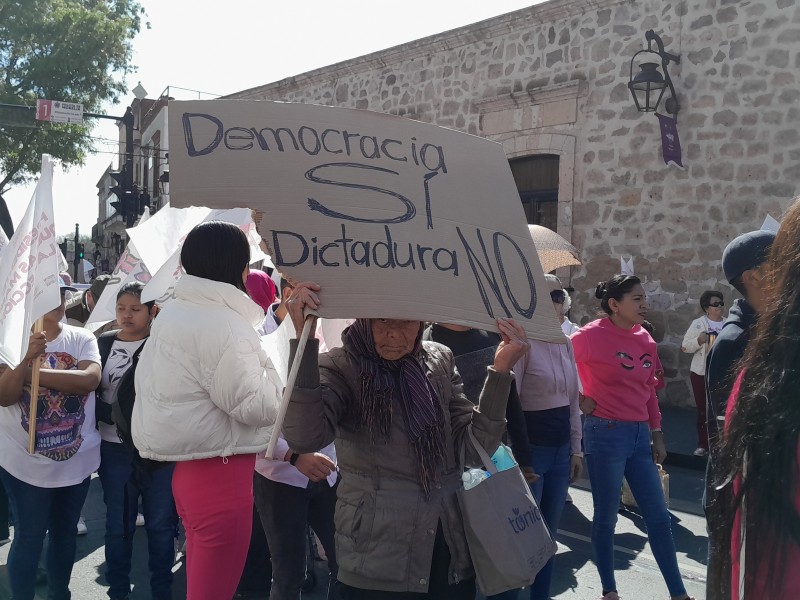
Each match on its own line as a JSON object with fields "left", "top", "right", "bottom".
{"left": 708, "top": 302, "right": 724, "bottom": 308}
{"left": 550, "top": 290, "right": 566, "bottom": 304}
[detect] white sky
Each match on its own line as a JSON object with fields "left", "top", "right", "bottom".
{"left": 5, "top": 0, "right": 546, "bottom": 236}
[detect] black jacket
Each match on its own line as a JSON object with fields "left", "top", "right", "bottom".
{"left": 423, "top": 324, "right": 533, "bottom": 468}
{"left": 705, "top": 298, "right": 756, "bottom": 450}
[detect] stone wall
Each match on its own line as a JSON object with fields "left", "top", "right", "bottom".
{"left": 230, "top": 0, "right": 800, "bottom": 406}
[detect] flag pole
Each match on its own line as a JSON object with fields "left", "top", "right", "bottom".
{"left": 27, "top": 319, "right": 44, "bottom": 454}
{"left": 265, "top": 314, "right": 314, "bottom": 459}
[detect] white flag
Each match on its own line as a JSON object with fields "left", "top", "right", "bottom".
{"left": 57, "top": 247, "right": 69, "bottom": 274}
{"left": 138, "top": 207, "right": 265, "bottom": 304}
{"left": 84, "top": 241, "right": 151, "bottom": 332}
{"left": 761, "top": 214, "right": 781, "bottom": 234}
{"left": 0, "top": 156, "right": 61, "bottom": 367}
{"left": 620, "top": 255, "right": 635, "bottom": 276}
{"left": 0, "top": 226, "right": 9, "bottom": 255}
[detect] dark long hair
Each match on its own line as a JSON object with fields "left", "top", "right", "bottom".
{"left": 180, "top": 221, "right": 250, "bottom": 293}
{"left": 595, "top": 274, "right": 641, "bottom": 316}
{"left": 715, "top": 196, "right": 800, "bottom": 597}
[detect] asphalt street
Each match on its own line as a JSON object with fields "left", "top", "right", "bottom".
{"left": 0, "top": 459, "right": 709, "bottom": 600}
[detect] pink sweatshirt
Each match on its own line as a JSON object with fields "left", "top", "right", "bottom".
{"left": 570, "top": 318, "right": 661, "bottom": 429}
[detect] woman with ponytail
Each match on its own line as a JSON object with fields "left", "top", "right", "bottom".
{"left": 715, "top": 196, "right": 800, "bottom": 599}
{"left": 571, "top": 275, "right": 694, "bottom": 600}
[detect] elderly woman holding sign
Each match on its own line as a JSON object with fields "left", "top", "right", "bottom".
{"left": 282, "top": 282, "right": 530, "bottom": 600}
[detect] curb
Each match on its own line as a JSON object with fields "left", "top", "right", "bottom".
{"left": 664, "top": 452, "right": 707, "bottom": 472}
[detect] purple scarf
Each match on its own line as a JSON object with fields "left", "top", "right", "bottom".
{"left": 342, "top": 319, "right": 446, "bottom": 497}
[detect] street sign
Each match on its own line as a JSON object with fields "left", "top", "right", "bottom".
{"left": 35, "top": 99, "right": 83, "bottom": 124}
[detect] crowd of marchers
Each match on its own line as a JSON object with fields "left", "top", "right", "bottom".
{"left": 2, "top": 196, "right": 800, "bottom": 600}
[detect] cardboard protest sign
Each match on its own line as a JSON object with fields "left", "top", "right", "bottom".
{"left": 168, "top": 100, "right": 564, "bottom": 342}
{"left": 0, "top": 156, "right": 61, "bottom": 367}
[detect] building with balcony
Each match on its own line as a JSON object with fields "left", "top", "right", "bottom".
{"left": 92, "top": 87, "right": 172, "bottom": 272}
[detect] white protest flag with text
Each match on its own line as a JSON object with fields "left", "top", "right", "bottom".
{"left": 57, "top": 247, "right": 69, "bottom": 274}
{"left": 85, "top": 205, "right": 211, "bottom": 331}
{"left": 0, "top": 155, "right": 61, "bottom": 367}
{"left": 127, "top": 205, "right": 211, "bottom": 275}
{"left": 0, "top": 226, "right": 9, "bottom": 255}
{"left": 84, "top": 241, "right": 151, "bottom": 332}
{"left": 139, "top": 207, "right": 266, "bottom": 304}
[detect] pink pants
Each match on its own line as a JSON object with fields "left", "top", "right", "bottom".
{"left": 172, "top": 454, "right": 256, "bottom": 600}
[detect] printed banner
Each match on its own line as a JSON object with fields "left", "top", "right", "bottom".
{"left": 138, "top": 207, "right": 266, "bottom": 304}
{"left": 167, "top": 100, "right": 564, "bottom": 342}
{"left": 85, "top": 241, "right": 151, "bottom": 332}
{"left": 657, "top": 113, "right": 683, "bottom": 168}
{"left": 0, "top": 155, "right": 61, "bottom": 367}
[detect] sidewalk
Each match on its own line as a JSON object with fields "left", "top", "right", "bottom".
{"left": 660, "top": 404, "right": 708, "bottom": 472}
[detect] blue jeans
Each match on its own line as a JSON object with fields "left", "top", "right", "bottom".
{"left": 487, "top": 443, "right": 571, "bottom": 600}
{"left": 583, "top": 416, "right": 686, "bottom": 597}
{"left": 98, "top": 440, "right": 177, "bottom": 599}
{"left": 0, "top": 466, "right": 90, "bottom": 600}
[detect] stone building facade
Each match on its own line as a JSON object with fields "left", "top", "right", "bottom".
{"left": 229, "top": 0, "right": 800, "bottom": 405}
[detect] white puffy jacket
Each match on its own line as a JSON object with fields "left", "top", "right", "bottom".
{"left": 132, "top": 275, "right": 282, "bottom": 462}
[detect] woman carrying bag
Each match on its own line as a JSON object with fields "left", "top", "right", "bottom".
{"left": 281, "top": 280, "right": 530, "bottom": 599}
{"left": 680, "top": 290, "right": 725, "bottom": 457}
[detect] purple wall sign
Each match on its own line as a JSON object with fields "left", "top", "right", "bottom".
{"left": 657, "top": 113, "right": 683, "bottom": 168}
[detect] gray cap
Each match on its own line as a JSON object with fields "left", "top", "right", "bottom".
{"left": 89, "top": 274, "right": 111, "bottom": 300}
{"left": 721, "top": 229, "right": 776, "bottom": 283}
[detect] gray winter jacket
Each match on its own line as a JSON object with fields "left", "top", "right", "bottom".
{"left": 283, "top": 338, "right": 512, "bottom": 593}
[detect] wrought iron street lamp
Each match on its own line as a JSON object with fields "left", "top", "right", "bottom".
{"left": 629, "top": 30, "right": 680, "bottom": 116}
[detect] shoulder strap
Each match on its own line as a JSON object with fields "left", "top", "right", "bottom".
{"left": 130, "top": 338, "right": 147, "bottom": 362}
{"left": 96, "top": 331, "right": 120, "bottom": 367}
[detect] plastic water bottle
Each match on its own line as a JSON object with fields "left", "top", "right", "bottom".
{"left": 462, "top": 468, "right": 490, "bottom": 490}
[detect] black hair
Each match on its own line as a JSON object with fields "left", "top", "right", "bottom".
{"left": 117, "top": 282, "right": 155, "bottom": 310}
{"left": 279, "top": 277, "right": 292, "bottom": 294}
{"left": 640, "top": 319, "right": 655, "bottom": 335}
{"left": 714, "top": 195, "right": 800, "bottom": 596}
{"left": 699, "top": 290, "right": 723, "bottom": 311}
{"left": 180, "top": 221, "right": 250, "bottom": 293}
{"left": 594, "top": 274, "right": 642, "bottom": 316}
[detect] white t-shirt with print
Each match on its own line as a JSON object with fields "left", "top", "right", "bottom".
{"left": 99, "top": 338, "right": 146, "bottom": 443}
{"left": 0, "top": 324, "right": 101, "bottom": 488}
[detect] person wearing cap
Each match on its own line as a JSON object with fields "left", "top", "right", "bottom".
{"left": 712, "top": 197, "right": 800, "bottom": 599}
{"left": 0, "top": 278, "right": 102, "bottom": 600}
{"left": 704, "top": 228, "right": 775, "bottom": 600}
{"left": 65, "top": 274, "right": 111, "bottom": 326}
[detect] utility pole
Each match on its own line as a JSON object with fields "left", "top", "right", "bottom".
{"left": 73, "top": 223, "right": 80, "bottom": 281}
